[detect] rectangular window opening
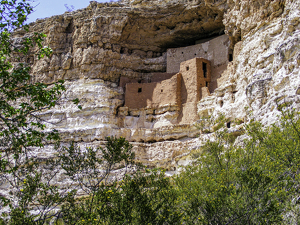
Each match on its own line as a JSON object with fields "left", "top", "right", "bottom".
{"left": 202, "top": 62, "right": 207, "bottom": 78}
{"left": 138, "top": 88, "right": 142, "bottom": 93}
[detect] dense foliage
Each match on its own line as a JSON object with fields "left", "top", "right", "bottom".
{"left": 0, "top": 0, "right": 67, "bottom": 224}
{"left": 52, "top": 110, "right": 300, "bottom": 225}
{"left": 176, "top": 110, "right": 300, "bottom": 224}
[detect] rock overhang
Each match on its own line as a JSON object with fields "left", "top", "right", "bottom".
{"left": 11, "top": 0, "right": 299, "bottom": 171}
{"left": 27, "top": 0, "right": 226, "bottom": 54}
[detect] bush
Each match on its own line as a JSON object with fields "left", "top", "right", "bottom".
{"left": 176, "top": 111, "right": 300, "bottom": 224}
{"left": 62, "top": 169, "right": 181, "bottom": 225}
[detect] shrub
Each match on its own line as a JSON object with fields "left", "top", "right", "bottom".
{"left": 176, "top": 111, "right": 300, "bottom": 224}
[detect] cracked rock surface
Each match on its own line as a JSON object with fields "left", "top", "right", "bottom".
{"left": 11, "top": 0, "right": 300, "bottom": 171}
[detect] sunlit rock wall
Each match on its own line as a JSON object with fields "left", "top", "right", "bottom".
{"left": 199, "top": 0, "right": 300, "bottom": 128}
{"left": 13, "top": 0, "right": 300, "bottom": 170}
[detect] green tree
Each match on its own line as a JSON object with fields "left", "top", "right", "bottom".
{"left": 62, "top": 167, "right": 181, "bottom": 225}
{"left": 0, "top": 3, "right": 178, "bottom": 223}
{"left": 0, "top": 1, "right": 69, "bottom": 223}
{"left": 54, "top": 136, "right": 181, "bottom": 225}
{"left": 176, "top": 110, "right": 300, "bottom": 224}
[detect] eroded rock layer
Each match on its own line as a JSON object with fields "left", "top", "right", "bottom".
{"left": 15, "top": 0, "right": 300, "bottom": 169}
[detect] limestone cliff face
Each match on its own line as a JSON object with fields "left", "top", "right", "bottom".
{"left": 202, "top": 0, "right": 300, "bottom": 127}
{"left": 19, "top": 0, "right": 300, "bottom": 169}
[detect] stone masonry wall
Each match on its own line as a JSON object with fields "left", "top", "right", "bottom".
{"left": 167, "top": 35, "right": 230, "bottom": 93}
{"left": 6, "top": 0, "right": 299, "bottom": 175}
{"left": 124, "top": 57, "right": 211, "bottom": 125}
{"left": 125, "top": 73, "right": 181, "bottom": 110}
{"left": 179, "top": 58, "right": 211, "bottom": 124}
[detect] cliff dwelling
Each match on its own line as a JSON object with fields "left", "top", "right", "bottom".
{"left": 119, "top": 34, "right": 230, "bottom": 129}
{"left": 2, "top": 0, "right": 298, "bottom": 222}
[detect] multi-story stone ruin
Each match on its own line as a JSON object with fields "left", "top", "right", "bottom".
{"left": 9, "top": 0, "right": 296, "bottom": 169}
{"left": 2, "top": 0, "right": 299, "bottom": 219}
{"left": 120, "top": 35, "right": 229, "bottom": 128}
